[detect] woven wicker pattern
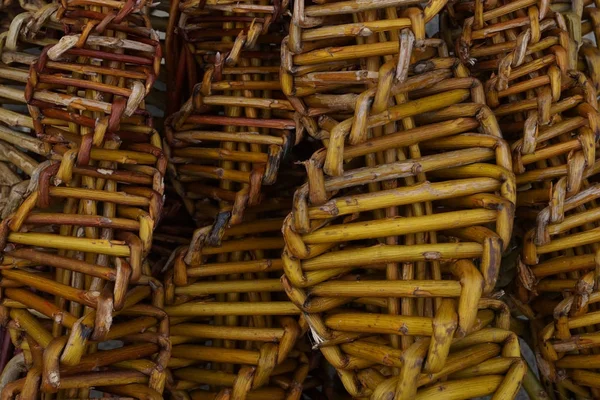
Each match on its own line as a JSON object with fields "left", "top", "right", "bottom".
{"left": 0, "top": 0, "right": 170, "bottom": 397}
{"left": 280, "top": 33, "right": 524, "bottom": 396}
{"left": 537, "top": 291, "right": 600, "bottom": 399}
{"left": 5, "top": 0, "right": 600, "bottom": 398}
{"left": 456, "top": 0, "right": 599, "bottom": 212}
{"left": 163, "top": 199, "right": 313, "bottom": 400}
{"left": 453, "top": 1, "right": 600, "bottom": 398}
{"left": 165, "top": 0, "right": 287, "bottom": 115}
{"left": 281, "top": 0, "right": 451, "bottom": 141}
{"left": 165, "top": 74, "right": 300, "bottom": 226}
{"left": 0, "top": 3, "right": 58, "bottom": 219}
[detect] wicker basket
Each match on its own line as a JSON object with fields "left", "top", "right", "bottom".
{"left": 454, "top": 0, "right": 600, "bottom": 220}
{"left": 0, "top": 0, "right": 170, "bottom": 397}
{"left": 162, "top": 198, "right": 315, "bottom": 400}
{"left": 165, "top": 74, "right": 301, "bottom": 227}
{"left": 279, "top": 54, "right": 525, "bottom": 396}
{"left": 0, "top": 1, "right": 57, "bottom": 383}
{"left": 536, "top": 291, "right": 600, "bottom": 399}
{"left": 163, "top": 0, "right": 300, "bottom": 227}
{"left": 281, "top": 0, "right": 450, "bottom": 140}
{"left": 0, "top": 3, "right": 59, "bottom": 220}
{"left": 165, "top": 0, "right": 287, "bottom": 115}
{"left": 519, "top": 182, "right": 600, "bottom": 300}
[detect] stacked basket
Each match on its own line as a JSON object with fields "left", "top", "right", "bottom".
{"left": 4, "top": 0, "right": 600, "bottom": 398}
{"left": 162, "top": 1, "right": 319, "bottom": 399}
{"left": 0, "top": 0, "right": 170, "bottom": 398}
{"left": 454, "top": 0, "right": 600, "bottom": 398}
{"left": 278, "top": 1, "right": 527, "bottom": 397}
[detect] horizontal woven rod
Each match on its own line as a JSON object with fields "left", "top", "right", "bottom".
{"left": 556, "top": 355, "right": 600, "bottom": 369}
{"left": 552, "top": 333, "right": 600, "bottom": 352}
{"left": 211, "top": 81, "right": 281, "bottom": 90}
{"left": 4, "top": 288, "right": 78, "bottom": 327}
{"left": 548, "top": 208, "right": 600, "bottom": 236}
{"left": 186, "top": 115, "right": 296, "bottom": 130}
{"left": 187, "top": 259, "right": 283, "bottom": 277}
{"left": 532, "top": 117, "right": 587, "bottom": 145}
{"left": 567, "top": 311, "right": 600, "bottom": 330}
{"left": 537, "top": 227, "right": 600, "bottom": 254}
{"left": 104, "top": 317, "right": 159, "bottom": 341}
{"left": 302, "top": 18, "right": 412, "bottom": 41}
{"left": 497, "top": 75, "right": 550, "bottom": 98}
{"left": 309, "top": 280, "right": 463, "bottom": 298}
{"left": 7, "top": 233, "right": 130, "bottom": 256}
{"left": 222, "top": 66, "right": 280, "bottom": 74}
{"left": 61, "top": 343, "right": 160, "bottom": 375}
{"left": 201, "top": 237, "right": 285, "bottom": 255}
{"left": 294, "top": 41, "right": 400, "bottom": 66}
{"left": 302, "top": 209, "right": 497, "bottom": 244}
{"left": 44, "top": 60, "right": 148, "bottom": 80}
{"left": 173, "top": 131, "right": 284, "bottom": 145}
{"left": 470, "top": 36, "right": 558, "bottom": 59}
{"left": 170, "top": 324, "right": 285, "bottom": 342}
{"left": 175, "top": 279, "right": 282, "bottom": 295}
{"left": 202, "top": 96, "right": 294, "bottom": 111}
{"left": 324, "top": 312, "right": 433, "bottom": 336}
{"left": 302, "top": 243, "right": 483, "bottom": 270}
{"left": 0, "top": 125, "right": 45, "bottom": 154}
{"left": 572, "top": 370, "right": 600, "bottom": 389}
{"left": 7, "top": 248, "right": 115, "bottom": 280}
{"left": 165, "top": 302, "right": 301, "bottom": 316}
{"left": 33, "top": 89, "right": 112, "bottom": 113}
{"left": 481, "top": 0, "right": 537, "bottom": 21}
{"left": 177, "top": 164, "right": 251, "bottom": 182}
{"left": 449, "top": 357, "right": 514, "bottom": 378}
{"left": 173, "top": 368, "right": 236, "bottom": 387}
{"left": 48, "top": 370, "right": 147, "bottom": 389}
{"left": 39, "top": 75, "right": 132, "bottom": 97}
{"left": 416, "top": 375, "right": 504, "bottom": 399}
{"left": 2, "top": 269, "right": 97, "bottom": 307}
{"left": 172, "top": 147, "right": 268, "bottom": 163}
{"left": 48, "top": 187, "right": 150, "bottom": 206}
{"left": 24, "top": 213, "right": 140, "bottom": 230}
{"left": 532, "top": 254, "right": 595, "bottom": 277}
{"left": 304, "top": 0, "right": 421, "bottom": 16}
{"left": 342, "top": 118, "right": 480, "bottom": 159}
{"left": 536, "top": 280, "right": 577, "bottom": 292}
{"left": 324, "top": 148, "right": 494, "bottom": 191}
{"left": 89, "top": 149, "right": 157, "bottom": 164}
{"left": 515, "top": 164, "right": 567, "bottom": 185}
{"left": 308, "top": 178, "right": 501, "bottom": 219}
{"left": 171, "top": 345, "right": 259, "bottom": 364}
{"left": 470, "top": 16, "right": 530, "bottom": 40}
{"left": 204, "top": 3, "right": 274, "bottom": 12}
{"left": 519, "top": 140, "right": 581, "bottom": 166}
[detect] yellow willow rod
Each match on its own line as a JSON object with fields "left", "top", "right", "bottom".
{"left": 7, "top": 233, "right": 130, "bottom": 256}
{"left": 302, "top": 209, "right": 497, "bottom": 244}
{"left": 175, "top": 279, "right": 283, "bottom": 296}
{"left": 309, "top": 280, "right": 463, "bottom": 298}
{"left": 165, "top": 302, "right": 301, "bottom": 316}
{"left": 302, "top": 243, "right": 483, "bottom": 271}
